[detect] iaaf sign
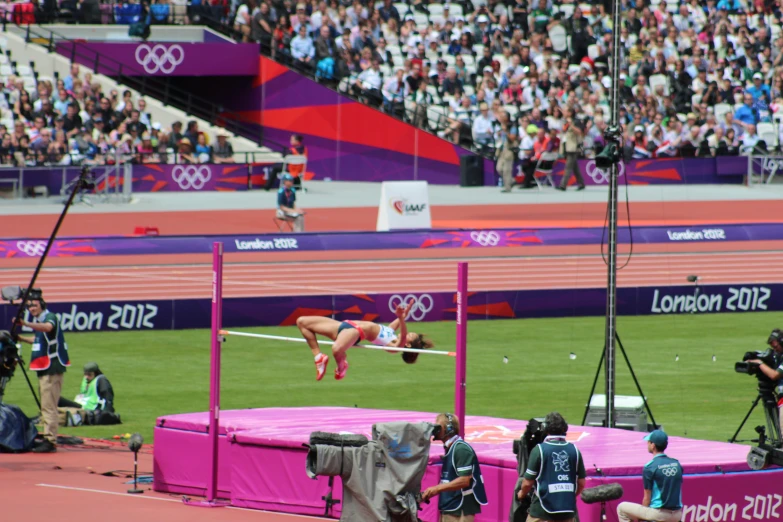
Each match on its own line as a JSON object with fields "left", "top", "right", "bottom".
{"left": 376, "top": 181, "right": 432, "bottom": 231}
{"left": 390, "top": 198, "right": 427, "bottom": 216}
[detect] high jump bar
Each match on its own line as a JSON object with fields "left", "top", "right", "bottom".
{"left": 218, "top": 330, "right": 457, "bottom": 357}
{"left": 198, "top": 241, "right": 468, "bottom": 506}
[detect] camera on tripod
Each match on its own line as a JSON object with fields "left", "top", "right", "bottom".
{"left": 735, "top": 349, "right": 779, "bottom": 382}
{"left": 0, "top": 330, "right": 20, "bottom": 402}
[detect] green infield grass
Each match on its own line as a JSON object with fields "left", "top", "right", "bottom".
{"left": 3, "top": 312, "right": 777, "bottom": 444}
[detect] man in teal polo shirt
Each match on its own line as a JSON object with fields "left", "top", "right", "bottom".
{"left": 518, "top": 412, "right": 585, "bottom": 522}
{"left": 422, "top": 413, "right": 488, "bottom": 522}
{"left": 617, "top": 430, "right": 683, "bottom": 522}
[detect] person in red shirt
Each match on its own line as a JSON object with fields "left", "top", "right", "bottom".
{"left": 502, "top": 78, "right": 524, "bottom": 104}
{"left": 532, "top": 127, "right": 550, "bottom": 162}
{"left": 265, "top": 134, "right": 308, "bottom": 190}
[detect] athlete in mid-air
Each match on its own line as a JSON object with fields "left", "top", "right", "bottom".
{"left": 296, "top": 300, "right": 434, "bottom": 381}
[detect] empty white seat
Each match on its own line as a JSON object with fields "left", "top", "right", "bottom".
{"left": 414, "top": 13, "right": 429, "bottom": 26}
{"left": 648, "top": 73, "right": 668, "bottom": 95}
{"left": 15, "top": 63, "right": 32, "bottom": 76}
{"left": 713, "top": 103, "right": 732, "bottom": 120}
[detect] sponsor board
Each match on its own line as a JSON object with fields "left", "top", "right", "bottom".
{"left": 650, "top": 286, "right": 773, "bottom": 314}
{"left": 585, "top": 470, "right": 783, "bottom": 522}
{"left": 233, "top": 237, "right": 300, "bottom": 251}
{"left": 2, "top": 284, "right": 782, "bottom": 333}
{"left": 15, "top": 302, "right": 170, "bottom": 332}
{"left": 666, "top": 228, "right": 727, "bottom": 241}
{"left": 4, "top": 223, "right": 783, "bottom": 258}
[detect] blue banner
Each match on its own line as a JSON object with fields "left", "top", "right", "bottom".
{"left": 1, "top": 283, "right": 779, "bottom": 332}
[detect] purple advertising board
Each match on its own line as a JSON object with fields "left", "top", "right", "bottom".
{"left": 548, "top": 156, "right": 746, "bottom": 187}
{"left": 10, "top": 163, "right": 280, "bottom": 195}
{"left": 6, "top": 156, "right": 751, "bottom": 195}
{"left": 55, "top": 41, "right": 260, "bottom": 77}
{"left": 2, "top": 223, "right": 781, "bottom": 259}
{"left": 2, "top": 283, "right": 779, "bottom": 332}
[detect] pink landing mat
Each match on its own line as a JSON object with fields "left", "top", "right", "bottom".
{"left": 154, "top": 407, "right": 782, "bottom": 522}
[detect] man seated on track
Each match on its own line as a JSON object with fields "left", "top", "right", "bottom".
{"left": 296, "top": 300, "right": 434, "bottom": 381}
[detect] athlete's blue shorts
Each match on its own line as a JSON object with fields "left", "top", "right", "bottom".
{"left": 337, "top": 321, "right": 363, "bottom": 345}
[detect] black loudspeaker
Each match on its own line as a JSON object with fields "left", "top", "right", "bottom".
{"left": 460, "top": 156, "right": 484, "bottom": 187}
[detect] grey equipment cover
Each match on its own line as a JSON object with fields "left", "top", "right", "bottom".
{"left": 306, "top": 422, "right": 434, "bottom": 522}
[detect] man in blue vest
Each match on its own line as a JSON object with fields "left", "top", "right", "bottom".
{"left": 422, "top": 413, "right": 488, "bottom": 521}
{"left": 14, "top": 293, "right": 69, "bottom": 453}
{"left": 616, "top": 430, "right": 683, "bottom": 522}
{"left": 518, "top": 412, "right": 585, "bottom": 522}
{"left": 277, "top": 173, "right": 305, "bottom": 232}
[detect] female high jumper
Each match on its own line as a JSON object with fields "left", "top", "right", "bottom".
{"left": 296, "top": 300, "right": 434, "bottom": 381}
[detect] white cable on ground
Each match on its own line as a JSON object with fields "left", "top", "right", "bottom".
{"left": 218, "top": 330, "right": 456, "bottom": 357}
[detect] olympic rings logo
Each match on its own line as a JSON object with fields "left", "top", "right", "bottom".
{"left": 135, "top": 44, "right": 185, "bottom": 74}
{"left": 388, "top": 294, "right": 434, "bottom": 321}
{"left": 171, "top": 165, "right": 212, "bottom": 190}
{"left": 469, "top": 231, "right": 500, "bottom": 247}
{"left": 660, "top": 466, "right": 679, "bottom": 477}
{"left": 585, "top": 160, "right": 625, "bottom": 184}
{"left": 16, "top": 241, "right": 47, "bottom": 257}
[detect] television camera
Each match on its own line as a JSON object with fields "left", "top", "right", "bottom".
{"left": 730, "top": 331, "right": 783, "bottom": 449}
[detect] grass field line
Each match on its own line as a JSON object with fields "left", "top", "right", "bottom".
{"left": 3, "top": 248, "right": 783, "bottom": 273}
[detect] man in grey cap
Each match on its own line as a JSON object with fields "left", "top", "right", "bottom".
{"left": 59, "top": 362, "right": 115, "bottom": 413}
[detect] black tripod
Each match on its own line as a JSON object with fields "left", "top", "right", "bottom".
{"left": 582, "top": 332, "right": 659, "bottom": 429}
{"left": 729, "top": 387, "right": 782, "bottom": 446}
{"left": 6, "top": 167, "right": 94, "bottom": 411}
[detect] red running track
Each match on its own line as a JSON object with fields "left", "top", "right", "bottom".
{"left": 2, "top": 251, "right": 782, "bottom": 302}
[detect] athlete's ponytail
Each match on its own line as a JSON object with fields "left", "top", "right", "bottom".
{"left": 402, "top": 334, "right": 433, "bottom": 364}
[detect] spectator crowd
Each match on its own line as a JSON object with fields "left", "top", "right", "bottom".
{"left": 0, "top": 64, "right": 235, "bottom": 167}
{"left": 229, "top": 0, "right": 783, "bottom": 164}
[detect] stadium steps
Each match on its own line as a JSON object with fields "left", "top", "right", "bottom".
{"left": 1, "top": 29, "right": 282, "bottom": 164}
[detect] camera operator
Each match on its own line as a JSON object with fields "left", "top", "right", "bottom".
{"left": 747, "top": 329, "right": 783, "bottom": 437}
{"left": 421, "top": 413, "right": 488, "bottom": 522}
{"left": 13, "top": 293, "right": 69, "bottom": 453}
{"left": 517, "top": 412, "right": 585, "bottom": 522}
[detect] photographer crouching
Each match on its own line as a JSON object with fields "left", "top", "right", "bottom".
{"left": 421, "top": 413, "right": 488, "bottom": 522}
{"left": 13, "top": 292, "right": 70, "bottom": 453}
{"left": 746, "top": 329, "right": 783, "bottom": 441}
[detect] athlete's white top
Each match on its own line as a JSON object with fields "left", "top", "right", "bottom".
{"left": 371, "top": 324, "right": 398, "bottom": 347}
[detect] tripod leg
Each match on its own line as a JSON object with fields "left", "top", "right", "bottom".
{"left": 582, "top": 349, "right": 606, "bottom": 426}
{"left": 16, "top": 358, "right": 41, "bottom": 411}
{"left": 729, "top": 396, "right": 760, "bottom": 443}
{"left": 615, "top": 333, "right": 658, "bottom": 429}
{"left": 764, "top": 403, "right": 782, "bottom": 446}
